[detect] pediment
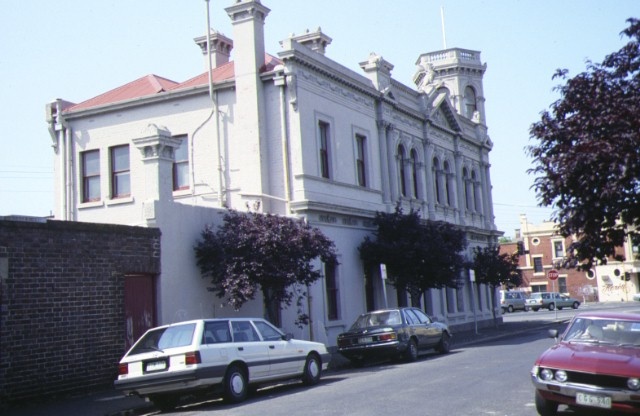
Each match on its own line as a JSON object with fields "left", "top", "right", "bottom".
{"left": 429, "top": 93, "right": 461, "bottom": 132}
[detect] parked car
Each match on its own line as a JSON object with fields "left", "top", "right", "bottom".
{"left": 499, "top": 290, "right": 529, "bottom": 313}
{"left": 531, "top": 312, "right": 640, "bottom": 415}
{"left": 114, "top": 318, "right": 330, "bottom": 410}
{"left": 526, "top": 292, "right": 580, "bottom": 311}
{"left": 336, "top": 307, "right": 452, "bottom": 366}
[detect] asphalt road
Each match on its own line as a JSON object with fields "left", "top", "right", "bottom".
{"left": 162, "top": 331, "right": 554, "bottom": 416}
{"left": 7, "top": 302, "right": 639, "bottom": 416}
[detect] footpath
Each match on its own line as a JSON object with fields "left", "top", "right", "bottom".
{"left": 4, "top": 318, "right": 568, "bottom": 416}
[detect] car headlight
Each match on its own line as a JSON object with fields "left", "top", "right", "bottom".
{"left": 554, "top": 370, "right": 568, "bottom": 382}
{"left": 628, "top": 378, "right": 640, "bottom": 391}
{"left": 540, "top": 368, "right": 554, "bottom": 381}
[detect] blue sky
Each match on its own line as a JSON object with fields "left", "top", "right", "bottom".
{"left": 1, "top": 1, "right": 635, "bottom": 237}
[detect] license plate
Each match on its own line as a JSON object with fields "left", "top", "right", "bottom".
{"left": 145, "top": 360, "right": 167, "bottom": 372}
{"left": 576, "top": 392, "right": 611, "bottom": 409}
{"left": 359, "top": 337, "right": 373, "bottom": 344}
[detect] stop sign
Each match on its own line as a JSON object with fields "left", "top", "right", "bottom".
{"left": 548, "top": 269, "right": 559, "bottom": 280}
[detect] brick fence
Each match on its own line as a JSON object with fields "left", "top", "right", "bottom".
{"left": 0, "top": 218, "right": 161, "bottom": 406}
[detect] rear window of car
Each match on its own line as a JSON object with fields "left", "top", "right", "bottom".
{"left": 351, "top": 311, "right": 402, "bottom": 329}
{"left": 128, "top": 323, "right": 196, "bottom": 355}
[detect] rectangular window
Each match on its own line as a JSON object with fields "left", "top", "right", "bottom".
{"left": 318, "top": 121, "right": 331, "bottom": 179}
{"left": 553, "top": 240, "right": 564, "bottom": 258}
{"left": 325, "top": 262, "right": 339, "bottom": 320}
{"left": 110, "top": 145, "right": 130, "bottom": 198}
{"left": 533, "top": 257, "right": 544, "bottom": 273}
{"left": 81, "top": 150, "right": 100, "bottom": 202}
{"left": 558, "top": 277, "right": 567, "bottom": 293}
{"left": 355, "top": 134, "right": 366, "bottom": 187}
{"left": 173, "top": 136, "right": 189, "bottom": 191}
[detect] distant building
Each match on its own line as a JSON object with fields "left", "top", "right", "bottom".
{"left": 508, "top": 214, "right": 639, "bottom": 302}
{"left": 45, "top": 0, "right": 501, "bottom": 343}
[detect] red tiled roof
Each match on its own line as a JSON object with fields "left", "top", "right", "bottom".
{"left": 65, "top": 54, "right": 283, "bottom": 113}
{"left": 67, "top": 74, "right": 179, "bottom": 112}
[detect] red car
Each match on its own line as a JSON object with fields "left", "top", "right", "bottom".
{"left": 531, "top": 312, "right": 640, "bottom": 415}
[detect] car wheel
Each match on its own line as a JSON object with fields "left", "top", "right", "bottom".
{"left": 508, "top": 305, "right": 514, "bottom": 313}
{"left": 535, "top": 390, "right": 558, "bottom": 416}
{"left": 501, "top": 307, "right": 506, "bottom": 314}
{"left": 301, "top": 353, "right": 322, "bottom": 385}
{"left": 150, "top": 394, "right": 179, "bottom": 412}
{"left": 404, "top": 339, "right": 418, "bottom": 362}
{"left": 436, "top": 332, "right": 451, "bottom": 354}
{"left": 224, "top": 364, "right": 248, "bottom": 403}
{"left": 572, "top": 302, "right": 580, "bottom": 309}
{"left": 548, "top": 303, "right": 555, "bottom": 311}
{"left": 532, "top": 308, "right": 539, "bottom": 312}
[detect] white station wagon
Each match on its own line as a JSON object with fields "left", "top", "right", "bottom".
{"left": 114, "top": 318, "right": 331, "bottom": 410}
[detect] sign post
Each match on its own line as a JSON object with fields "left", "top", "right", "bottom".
{"left": 469, "top": 270, "right": 478, "bottom": 334}
{"left": 380, "top": 264, "right": 389, "bottom": 309}
{"left": 548, "top": 269, "right": 559, "bottom": 320}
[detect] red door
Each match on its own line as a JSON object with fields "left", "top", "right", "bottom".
{"left": 124, "top": 274, "right": 156, "bottom": 350}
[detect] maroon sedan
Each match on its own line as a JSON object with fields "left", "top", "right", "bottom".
{"left": 531, "top": 312, "right": 640, "bottom": 415}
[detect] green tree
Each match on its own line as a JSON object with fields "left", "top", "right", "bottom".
{"left": 472, "top": 245, "right": 523, "bottom": 322}
{"left": 527, "top": 18, "right": 640, "bottom": 270}
{"left": 358, "top": 206, "right": 467, "bottom": 305}
{"left": 194, "top": 209, "right": 338, "bottom": 326}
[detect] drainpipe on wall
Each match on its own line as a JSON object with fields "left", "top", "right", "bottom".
{"left": 274, "top": 67, "right": 291, "bottom": 213}
{"left": 46, "top": 99, "right": 73, "bottom": 220}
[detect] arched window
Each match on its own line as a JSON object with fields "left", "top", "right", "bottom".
{"left": 410, "top": 149, "right": 419, "bottom": 198}
{"left": 464, "top": 86, "right": 477, "bottom": 119}
{"left": 443, "top": 160, "right": 451, "bottom": 206}
{"left": 433, "top": 157, "right": 441, "bottom": 204}
{"left": 471, "top": 170, "right": 478, "bottom": 211}
{"left": 462, "top": 167, "right": 469, "bottom": 210}
{"left": 398, "top": 145, "right": 407, "bottom": 197}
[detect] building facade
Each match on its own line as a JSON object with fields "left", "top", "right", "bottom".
{"left": 511, "top": 214, "right": 639, "bottom": 303}
{"left": 45, "top": 0, "right": 501, "bottom": 345}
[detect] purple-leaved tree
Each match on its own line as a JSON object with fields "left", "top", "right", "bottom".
{"left": 528, "top": 18, "right": 640, "bottom": 270}
{"left": 194, "top": 209, "right": 337, "bottom": 327}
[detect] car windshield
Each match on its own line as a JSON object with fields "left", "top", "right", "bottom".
{"left": 128, "top": 323, "right": 196, "bottom": 355}
{"left": 350, "top": 311, "right": 402, "bottom": 329}
{"left": 563, "top": 317, "right": 640, "bottom": 346}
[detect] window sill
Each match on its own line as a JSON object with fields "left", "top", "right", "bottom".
{"left": 172, "top": 188, "right": 191, "bottom": 197}
{"left": 106, "top": 196, "right": 134, "bottom": 206}
{"left": 78, "top": 200, "right": 104, "bottom": 210}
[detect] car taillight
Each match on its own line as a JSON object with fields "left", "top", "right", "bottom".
{"left": 185, "top": 351, "right": 201, "bottom": 365}
{"left": 118, "top": 363, "right": 128, "bottom": 376}
{"left": 378, "top": 333, "right": 397, "bottom": 342}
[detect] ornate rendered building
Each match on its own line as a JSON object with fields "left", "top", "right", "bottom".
{"left": 46, "top": 0, "right": 500, "bottom": 346}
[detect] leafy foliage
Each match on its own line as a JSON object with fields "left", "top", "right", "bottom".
{"left": 358, "top": 206, "right": 467, "bottom": 300}
{"left": 194, "top": 209, "right": 338, "bottom": 324}
{"left": 471, "top": 245, "right": 523, "bottom": 289}
{"left": 527, "top": 18, "right": 640, "bottom": 270}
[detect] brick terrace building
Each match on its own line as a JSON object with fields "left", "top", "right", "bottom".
{"left": 504, "top": 214, "right": 640, "bottom": 303}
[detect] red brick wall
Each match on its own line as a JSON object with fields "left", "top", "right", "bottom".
{"left": 503, "top": 235, "right": 596, "bottom": 301}
{"left": 0, "top": 219, "right": 161, "bottom": 405}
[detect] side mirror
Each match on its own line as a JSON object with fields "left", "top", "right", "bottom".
{"left": 548, "top": 329, "right": 558, "bottom": 340}
{"left": 282, "top": 333, "right": 294, "bottom": 341}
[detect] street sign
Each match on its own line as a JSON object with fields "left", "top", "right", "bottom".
{"left": 547, "top": 269, "right": 559, "bottom": 281}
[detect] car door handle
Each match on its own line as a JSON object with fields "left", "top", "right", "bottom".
{"left": 269, "top": 345, "right": 275, "bottom": 349}
{"left": 237, "top": 347, "right": 244, "bottom": 351}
